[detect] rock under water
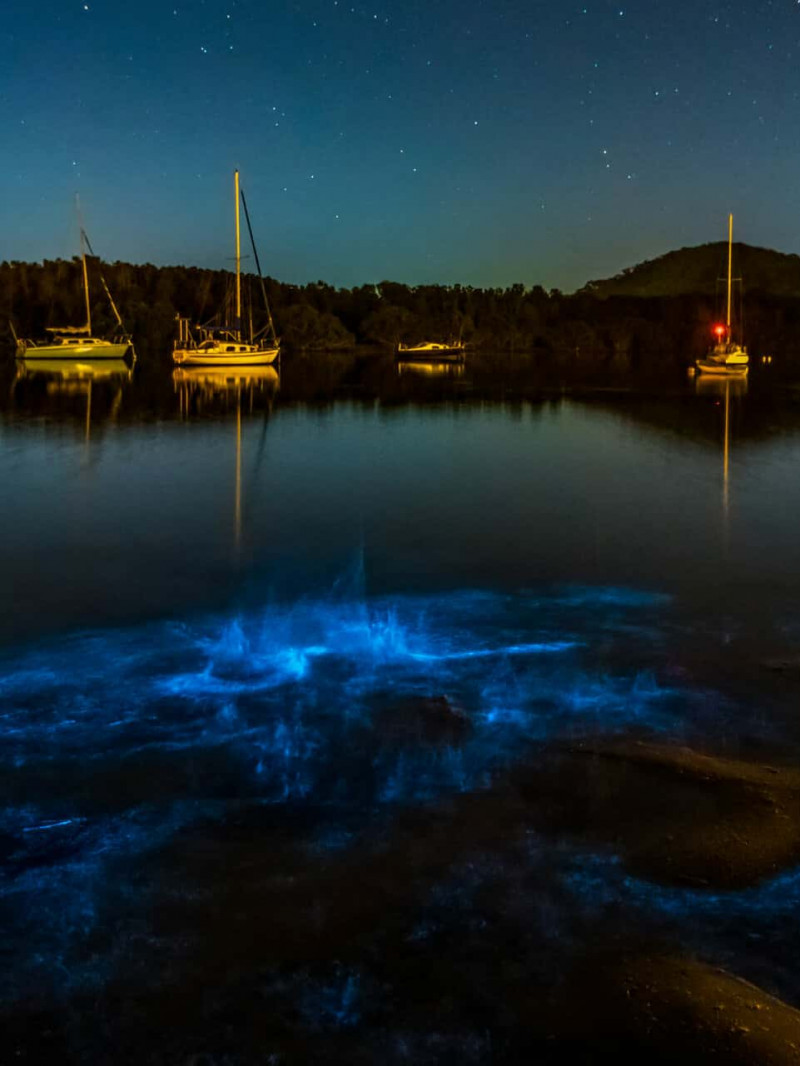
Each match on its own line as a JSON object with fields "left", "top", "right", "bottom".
{"left": 513, "top": 740, "right": 800, "bottom": 890}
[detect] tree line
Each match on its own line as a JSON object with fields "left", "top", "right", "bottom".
{"left": 3, "top": 256, "right": 800, "bottom": 370}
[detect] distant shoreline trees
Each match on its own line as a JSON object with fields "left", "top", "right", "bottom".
{"left": 3, "top": 245, "right": 800, "bottom": 369}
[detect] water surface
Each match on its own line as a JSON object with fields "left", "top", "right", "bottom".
{"left": 2, "top": 355, "right": 800, "bottom": 1061}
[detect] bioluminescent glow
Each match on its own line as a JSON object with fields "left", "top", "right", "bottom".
{"left": 561, "top": 848, "right": 800, "bottom": 922}
{"left": 1, "top": 579, "right": 766, "bottom": 1016}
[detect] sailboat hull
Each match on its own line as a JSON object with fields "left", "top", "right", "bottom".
{"left": 20, "top": 340, "right": 132, "bottom": 360}
{"left": 695, "top": 359, "right": 749, "bottom": 376}
{"left": 173, "top": 346, "right": 280, "bottom": 367}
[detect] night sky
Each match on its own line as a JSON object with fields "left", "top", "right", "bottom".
{"left": 2, "top": 0, "right": 798, "bottom": 289}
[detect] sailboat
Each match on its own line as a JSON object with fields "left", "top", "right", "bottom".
{"left": 696, "top": 214, "right": 749, "bottom": 376}
{"left": 13, "top": 217, "right": 134, "bottom": 360}
{"left": 396, "top": 340, "right": 465, "bottom": 363}
{"left": 173, "top": 170, "right": 280, "bottom": 367}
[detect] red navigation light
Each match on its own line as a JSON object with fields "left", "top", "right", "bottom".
{"left": 713, "top": 324, "right": 726, "bottom": 338}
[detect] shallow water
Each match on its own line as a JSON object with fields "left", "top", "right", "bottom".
{"left": 2, "top": 355, "right": 800, "bottom": 1060}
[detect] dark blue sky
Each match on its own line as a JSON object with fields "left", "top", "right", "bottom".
{"left": 2, "top": 0, "right": 798, "bottom": 289}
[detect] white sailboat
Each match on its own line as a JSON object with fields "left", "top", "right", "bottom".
{"left": 396, "top": 341, "right": 465, "bottom": 362}
{"left": 173, "top": 170, "right": 280, "bottom": 367}
{"left": 13, "top": 218, "right": 134, "bottom": 360}
{"left": 696, "top": 214, "right": 749, "bottom": 377}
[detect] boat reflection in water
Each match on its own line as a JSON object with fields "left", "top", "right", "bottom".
{"left": 695, "top": 373, "right": 747, "bottom": 540}
{"left": 15, "top": 356, "right": 135, "bottom": 442}
{"left": 694, "top": 374, "right": 748, "bottom": 402}
{"left": 173, "top": 365, "right": 280, "bottom": 414}
{"left": 396, "top": 359, "right": 466, "bottom": 379}
{"left": 173, "top": 366, "right": 280, "bottom": 550}
{"left": 16, "top": 358, "right": 134, "bottom": 383}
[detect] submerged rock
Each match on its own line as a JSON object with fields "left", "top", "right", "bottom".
{"left": 562, "top": 954, "right": 800, "bottom": 1065}
{"left": 514, "top": 740, "right": 800, "bottom": 889}
{"left": 762, "top": 655, "right": 800, "bottom": 675}
{"left": 373, "top": 695, "right": 473, "bottom": 747}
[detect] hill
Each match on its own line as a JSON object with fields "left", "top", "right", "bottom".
{"left": 5, "top": 250, "right": 800, "bottom": 371}
{"left": 580, "top": 242, "right": 800, "bottom": 299}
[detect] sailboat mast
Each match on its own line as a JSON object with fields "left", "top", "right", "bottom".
{"left": 726, "top": 213, "right": 733, "bottom": 335}
{"left": 82, "top": 246, "right": 92, "bottom": 335}
{"left": 235, "top": 169, "right": 242, "bottom": 339}
{"left": 78, "top": 204, "right": 92, "bottom": 335}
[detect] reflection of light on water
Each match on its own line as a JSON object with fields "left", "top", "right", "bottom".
{"left": 173, "top": 366, "right": 280, "bottom": 554}
{"left": 172, "top": 365, "right": 280, "bottom": 399}
{"left": 14, "top": 358, "right": 135, "bottom": 451}
{"left": 17, "top": 358, "right": 134, "bottom": 384}
{"left": 695, "top": 375, "right": 747, "bottom": 556}
{"left": 722, "top": 377, "right": 730, "bottom": 533}
{"left": 396, "top": 360, "right": 466, "bottom": 378}
{"left": 693, "top": 375, "right": 748, "bottom": 401}
{"left": 85, "top": 378, "right": 92, "bottom": 445}
{"left": 235, "top": 388, "right": 242, "bottom": 550}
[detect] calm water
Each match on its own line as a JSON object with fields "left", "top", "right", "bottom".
{"left": 2, "top": 354, "right": 800, "bottom": 1060}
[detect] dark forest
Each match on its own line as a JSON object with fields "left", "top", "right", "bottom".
{"left": 4, "top": 243, "right": 800, "bottom": 370}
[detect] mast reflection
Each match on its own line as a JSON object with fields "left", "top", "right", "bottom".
{"left": 695, "top": 374, "right": 747, "bottom": 546}
{"left": 173, "top": 366, "right": 280, "bottom": 550}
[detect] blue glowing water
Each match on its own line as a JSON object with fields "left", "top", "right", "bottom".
{"left": 0, "top": 581, "right": 700, "bottom": 1000}
{"left": 6, "top": 370, "right": 800, "bottom": 1055}
{"left": 6, "top": 570, "right": 792, "bottom": 1025}
{"left": 2, "top": 545, "right": 800, "bottom": 1058}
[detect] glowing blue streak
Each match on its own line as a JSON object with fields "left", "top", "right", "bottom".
{"left": 409, "top": 641, "right": 579, "bottom": 663}
{"left": 23, "top": 819, "right": 77, "bottom": 833}
{"left": 547, "top": 586, "right": 672, "bottom": 609}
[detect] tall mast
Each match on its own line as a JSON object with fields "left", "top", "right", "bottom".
{"left": 77, "top": 196, "right": 92, "bottom": 334}
{"left": 81, "top": 228, "right": 127, "bottom": 334}
{"left": 235, "top": 169, "right": 242, "bottom": 339}
{"left": 81, "top": 236, "right": 92, "bottom": 335}
{"left": 726, "top": 213, "right": 733, "bottom": 334}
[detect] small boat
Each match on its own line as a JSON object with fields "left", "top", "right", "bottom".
{"left": 695, "top": 356, "right": 748, "bottom": 376}
{"left": 15, "top": 334, "right": 133, "bottom": 360}
{"left": 696, "top": 214, "right": 748, "bottom": 377}
{"left": 396, "top": 341, "right": 465, "bottom": 363}
{"left": 13, "top": 215, "right": 134, "bottom": 361}
{"left": 174, "top": 171, "right": 280, "bottom": 367}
